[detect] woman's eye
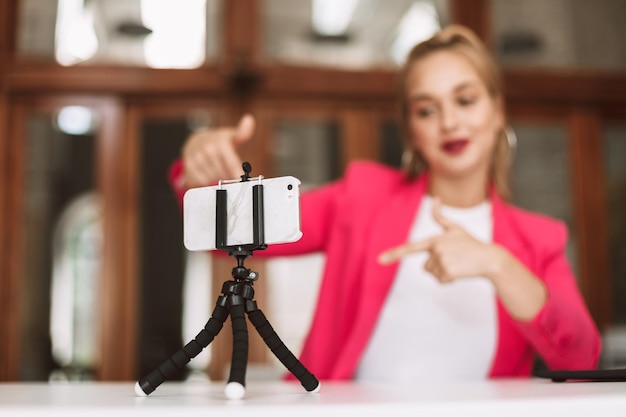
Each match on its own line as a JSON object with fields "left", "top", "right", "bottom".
{"left": 458, "top": 96, "right": 476, "bottom": 106}
{"left": 416, "top": 107, "right": 435, "bottom": 117}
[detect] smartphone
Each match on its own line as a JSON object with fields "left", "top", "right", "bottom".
{"left": 183, "top": 176, "right": 302, "bottom": 251}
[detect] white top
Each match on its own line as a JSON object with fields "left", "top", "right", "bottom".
{"left": 356, "top": 196, "right": 497, "bottom": 383}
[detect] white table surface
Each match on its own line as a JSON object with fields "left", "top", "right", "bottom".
{"left": 1, "top": 379, "right": 626, "bottom": 417}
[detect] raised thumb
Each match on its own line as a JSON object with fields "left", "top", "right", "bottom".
{"left": 233, "top": 114, "right": 255, "bottom": 145}
{"left": 432, "top": 198, "right": 456, "bottom": 230}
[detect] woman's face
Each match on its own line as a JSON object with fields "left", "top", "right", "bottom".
{"left": 405, "top": 50, "right": 504, "bottom": 181}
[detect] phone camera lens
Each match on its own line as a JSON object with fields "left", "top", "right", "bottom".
{"left": 287, "top": 184, "right": 293, "bottom": 190}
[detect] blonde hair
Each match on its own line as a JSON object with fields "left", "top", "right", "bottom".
{"left": 399, "top": 25, "right": 512, "bottom": 201}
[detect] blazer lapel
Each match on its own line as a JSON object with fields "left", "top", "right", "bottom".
{"left": 332, "top": 173, "right": 428, "bottom": 378}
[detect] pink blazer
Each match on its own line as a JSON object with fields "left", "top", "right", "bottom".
{"left": 170, "top": 160, "right": 601, "bottom": 380}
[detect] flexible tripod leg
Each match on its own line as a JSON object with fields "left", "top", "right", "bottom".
{"left": 247, "top": 309, "right": 320, "bottom": 392}
{"left": 224, "top": 302, "right": 248, "bottom": 400}
{"left": 135, "top": 298, "right": 229, "bottom": 396}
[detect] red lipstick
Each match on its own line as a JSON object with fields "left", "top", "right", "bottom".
{"left": 441, "top": 139, "right": 469, "bottom": 155}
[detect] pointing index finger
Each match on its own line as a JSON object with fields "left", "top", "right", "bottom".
{"left": 378, "top": 237, "right": 435, "bottom": 265}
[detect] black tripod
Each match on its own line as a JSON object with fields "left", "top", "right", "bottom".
{"left": 135, "top": 163, "right": 319, "bottom": 399}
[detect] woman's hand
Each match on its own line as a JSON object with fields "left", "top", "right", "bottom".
{"left": 181, "top": 114, "right": 255, "bottom": 188}
{"left": 378, "top": 198, "right": 547, "bottom": 320}
{"left": 378, "top": 198, "right": 503, "bottom": 283}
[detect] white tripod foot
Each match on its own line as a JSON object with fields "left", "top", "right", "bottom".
{"left": 134, "top": 382, "right": 148, "bottom": 397}
{"left": 225, "top": 382, "right": 246, "bottom": 400}
{"left": 310, "top": 381, "right": 321, "bottom": 393}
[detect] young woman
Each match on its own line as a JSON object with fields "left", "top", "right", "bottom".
{"left": 170, "top": 25, "right": 601, "bottom": 382}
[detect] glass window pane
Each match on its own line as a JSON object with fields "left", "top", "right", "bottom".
{"left": 602, "top": 123, "right": 626, "bottom": 368}
{"left": 263, "top": 0, "right": 449, "bottom": 69}
{"left": 491, "top": 0, "right": 626, "bottom": 71}
{"left": 510, "top": 124, "right": 578, "bottom": 272}
{"left": 21, "top": 108, "right": 99, "bottom": 380}
{"left": 272, "top": 119, "right": 342, "bottom": 187}
{"left": 379, "top": 119, "right": 404, "bottom": 169}
{"left": 17, "top": 0, "right": 221, "bottom": 68}
{"left": 603, "top": 124, "right": 626, "bottom": 326}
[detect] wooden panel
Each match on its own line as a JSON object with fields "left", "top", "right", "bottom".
{"left": 0, "top": 0, "right": 17, "bottom": 70}
{"left": 0, "top": 100, "right": 6, "bottom": 355}
{"left": 505, "top": 71, "right": 626, "bottom": 107}
{"left": 506, "top": 102, "right": 571, "bottom": 122}
{"left": 223, "top": 0, "right": 260, "bottom": 64}
{"left": 221, "top": 0, "right": 262, "bottom": 99}
{"left": 450, "top": 0, "right": 491, "bottom": 45}
{"left": 341, "top": 109, "right": 381, "bottom": 168}
{"left": 0, "top": 2, "right": 9, "bottom": 366}
{"left": 97, "top": 97, "right": 138, "bottom": 380}
{"left": 0, "top": 98, "right": 23, "bottom": 381}
{"left": 261, "top": 66, "right": 397, "bottom": 100}
{"left": 568, "top": 110, "right": 610, "bottom": 330}
{"left": 4, "top": 66, "right": 626, "bottom": 110}
{"left": 4, "top": 66, "right": 226, "bottom": 95}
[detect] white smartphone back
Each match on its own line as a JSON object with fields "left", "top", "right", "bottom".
{"left": 183, "top": 176, "right": 302, "bottom": 251}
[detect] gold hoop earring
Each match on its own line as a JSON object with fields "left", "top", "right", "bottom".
{"left": 402, "top": 149, "right": 414, "bottom": 168}
{"left": 402, "top": 148, "right": 426, "bottom": 178}
{"left": 504, "top": 126, "right": 517, "bottom": 162}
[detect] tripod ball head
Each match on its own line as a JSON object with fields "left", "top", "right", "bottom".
{"left": 232, "top": 265, "right": 258, "bottom": 281}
